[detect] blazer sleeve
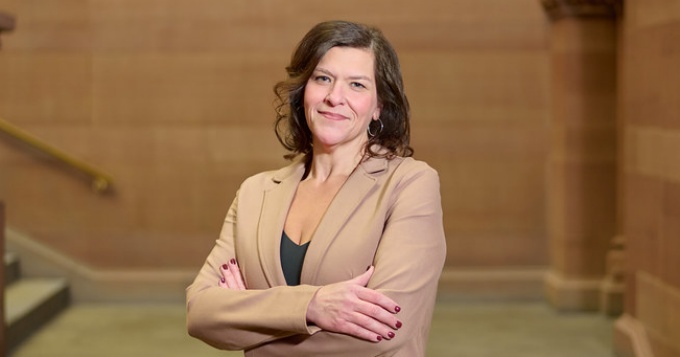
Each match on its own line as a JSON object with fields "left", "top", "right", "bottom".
{"left": 185, "top": 188, "right": 322, "bottom": 351}
{"left": 251, "top": 161, "right": 447, "bottom": 356}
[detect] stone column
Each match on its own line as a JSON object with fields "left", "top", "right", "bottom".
{"left": 540, "top": 0, "right": 622, "bottom": 311}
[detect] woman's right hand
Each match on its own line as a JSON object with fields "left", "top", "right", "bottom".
{"left": 218, "top": 258, "right": 246, "bottom": 291}
{"left": 305, "top": 266, "right": 402, "bottom": 342}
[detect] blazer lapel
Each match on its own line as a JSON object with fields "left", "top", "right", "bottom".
{"left": 257, "top": 160, "right": 305, "bottom": 287}
{"left": 300, "top": 157, "right": 388, "bottom": 283}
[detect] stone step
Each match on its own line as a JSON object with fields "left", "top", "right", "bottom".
{"left": 5, "top": 278, "right": 70, "bottom": 353}
{"left": 4, "top": 251, "right": 21, "bottom": 286}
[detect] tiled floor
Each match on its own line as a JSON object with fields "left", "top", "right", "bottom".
{"left": 427, "top": 300, "right": 615, "bottom": 357}
{"left": 10, "top": 300, "right": 615, "bottom": 357}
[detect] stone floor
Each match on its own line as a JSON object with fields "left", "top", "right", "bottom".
{"left": 9, "top": 299, "right": 616, "bottom": 357}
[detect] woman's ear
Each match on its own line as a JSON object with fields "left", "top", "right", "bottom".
{"left": 373, "top": 106, "right": 382, "bottom": 120}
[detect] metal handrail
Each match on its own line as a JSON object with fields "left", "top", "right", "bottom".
{"left": 0, "top": 117, "right": 113, "bottom": 193}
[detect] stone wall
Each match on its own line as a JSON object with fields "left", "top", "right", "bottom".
{"left": 0, "top": 0, "right": 550, "bottom": 299}
{"left": 615, "top": 0, "right": 680, "bottom": 355}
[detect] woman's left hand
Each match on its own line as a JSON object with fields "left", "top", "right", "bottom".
{"left": 218, "top": 259, "right": 246, "bottom": 290}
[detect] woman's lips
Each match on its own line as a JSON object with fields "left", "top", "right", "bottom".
{"left": 318, "top": 110, "right": 348, "bottom": 120}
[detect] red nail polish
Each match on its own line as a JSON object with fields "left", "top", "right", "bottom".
{"left": 376, "top": 335, "right": 382, "bottom": 342}
{"left": 395, "top": 306, "right": 401, "bottom": 313}
{"left": 220, "top": 277, "right": 225, "bottom": 283}
{"left": 388, "top": 331, "right": 395, "bottom": 339}
{"left": 222, "top": 264, "right": 228, "bottom": 270}
{"left": 230, "top": 258, "right": 236, "bottom": 265}
{"left": 396, "top": 320, "right": 402, "bottom": 329}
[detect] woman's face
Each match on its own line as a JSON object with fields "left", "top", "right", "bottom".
{"left": 303, "top": 46, "right": 381, "bottom": 154}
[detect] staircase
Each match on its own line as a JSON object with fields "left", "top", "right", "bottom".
{"left": 4, "top": 251, "right": 70, "bottom": 353}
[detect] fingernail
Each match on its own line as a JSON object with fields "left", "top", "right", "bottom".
{"left": 376, "top": 335, "right": 382, "bottom": 342}
{"left": 387, "top": 331, "right": 395, "bottom": 339}
{"left": 395, "top": 306, "right": 401, "bottom": 313}
{"left": 222, "top": 264, "right": 228, "bottom": 270}
{"left": 396, "top": 320, "right": 402, "bottom": 329}
{"left": 230, "top": 258, "right": 236, "bottom": 265}
{"left": 220, "top": 277, "right": 225, "bottom": 283}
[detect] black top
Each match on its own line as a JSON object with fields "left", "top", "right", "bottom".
{"left": 280, "top": 231, "right": 310, "bottom": 286}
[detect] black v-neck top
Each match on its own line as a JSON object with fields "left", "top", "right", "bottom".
{"left": 280, "top": 231, "right": 310, "bottom": 286}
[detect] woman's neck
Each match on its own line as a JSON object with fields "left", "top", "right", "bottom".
{"left": 306, "top": 145, "right": 365, "bottom": 183}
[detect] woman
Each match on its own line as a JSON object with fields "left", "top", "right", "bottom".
{"left": 186, "top": 20, "right": 446, "bottom": 356}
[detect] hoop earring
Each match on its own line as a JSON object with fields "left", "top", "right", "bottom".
{"left": 368, "top": 119, "right": 384, "bottom": 137}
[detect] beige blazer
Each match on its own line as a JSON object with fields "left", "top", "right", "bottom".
{"left": 186, "top": 155, "right": 446, "bottom": 357}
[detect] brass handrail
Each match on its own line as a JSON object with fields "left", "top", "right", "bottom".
{"left": 0, "top": 117, "right": 113, "bottom": 193}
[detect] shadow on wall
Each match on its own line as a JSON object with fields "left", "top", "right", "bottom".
{"left": 0, "top": 11, "right": 16, "bottom": 48}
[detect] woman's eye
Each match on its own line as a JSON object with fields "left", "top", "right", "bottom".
{"left": 351, "top": 82, "right": 367, "bottom": 89}
{"left": 315, "top": 75, "right": 331, "bottom": 83}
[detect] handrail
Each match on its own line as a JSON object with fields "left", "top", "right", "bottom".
{"left": 0, "top": 117, "right": 113, "bottom": 193}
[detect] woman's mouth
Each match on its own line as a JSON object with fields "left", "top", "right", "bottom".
{"left": 318, "top": 110, "right": 348, "bottom": 120}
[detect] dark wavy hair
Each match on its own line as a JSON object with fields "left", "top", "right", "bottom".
{"left": 273, "top": 20, "right": 413, "bottom": 161}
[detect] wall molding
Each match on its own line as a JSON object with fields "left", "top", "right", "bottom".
{"left": 438, "top": 267, "right": 547, "bottom": 301}
{"left": 544, "top": 270, "right": 603, "bottom": 311}
{"left": 7, "top": 226, "right": 549, "bottom": 303}
{"left": 6, "top": 227, "right": 195, "bottom": 303}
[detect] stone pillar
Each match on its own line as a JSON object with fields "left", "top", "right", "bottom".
{"left": 541, "top": 0, "right": 622, "bottom": 311}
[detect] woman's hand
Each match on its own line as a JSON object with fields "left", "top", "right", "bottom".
{"left": 305, "top": 266, "right": 402, "bottom": 342}
{"left": 218, "top": 258, "right": 246, "bottom": 290}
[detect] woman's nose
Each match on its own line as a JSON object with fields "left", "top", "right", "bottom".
{"left": 325, "top": 84, "right": 345, "bottom": 106}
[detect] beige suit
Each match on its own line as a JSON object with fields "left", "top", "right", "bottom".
{"left": 186, "top": 155, "right": 446, "bottom": 356}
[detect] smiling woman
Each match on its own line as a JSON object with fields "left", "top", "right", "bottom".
{"left": 186, "top": 20, "right": 446, "bottom": 357}
{"left": 274, "top": 20, "right": 413, "bottom": 162}
{"left": 303, "top": 47, "right": 381, "bottom": 156}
